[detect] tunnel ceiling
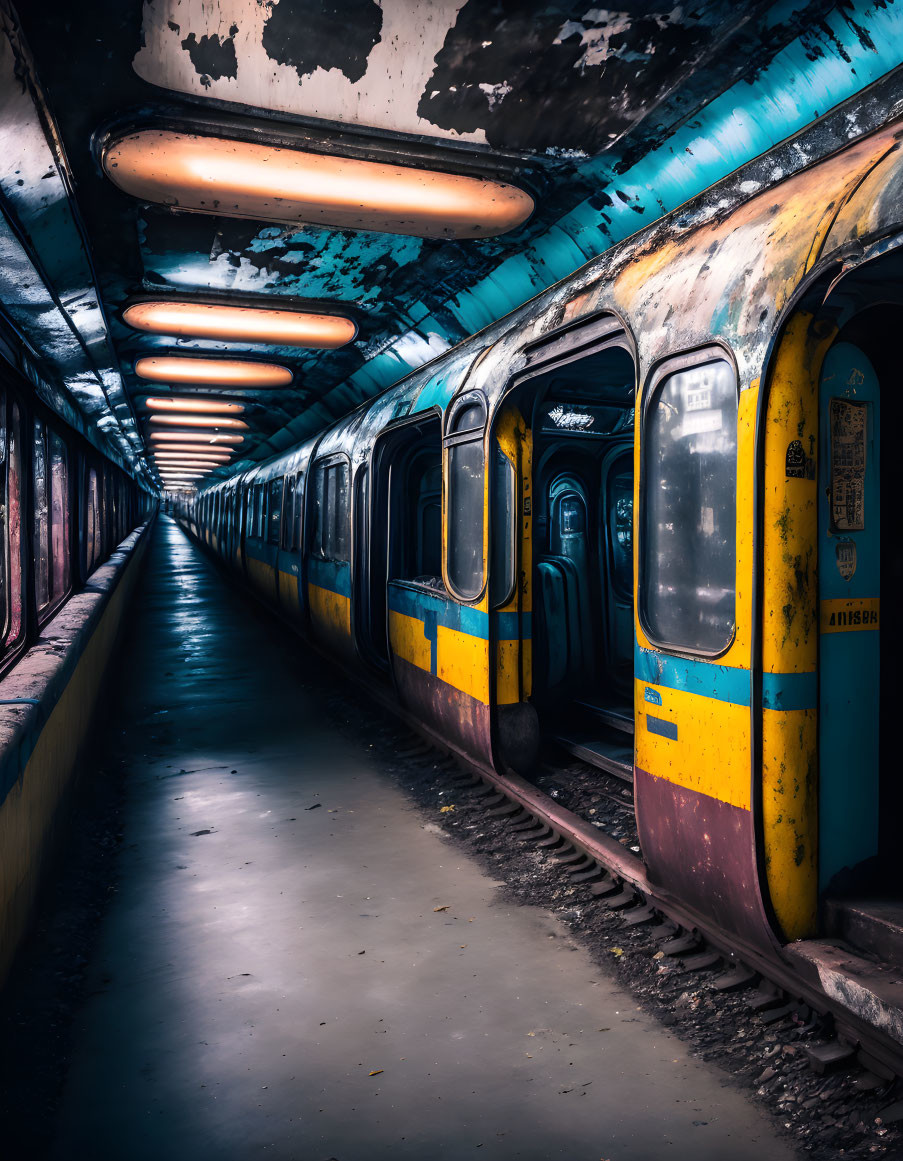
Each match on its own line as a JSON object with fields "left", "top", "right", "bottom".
{"left": 2, "top": 0, "right": 901, "bottom": 487}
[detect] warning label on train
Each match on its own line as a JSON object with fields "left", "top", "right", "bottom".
{"left": 829, "top": 398, "right": 867, "bottom": 531}
{"left": 820, "top": 597, "right": 879, "bottom": 634}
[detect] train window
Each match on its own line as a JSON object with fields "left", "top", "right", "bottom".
{"left": 281, "top": 473, "right": 305, "bottom": 552}
{"left": 267, "top": 478, "right": 283, "bottom": 545}
{"left": 50, "top": 432, "right": 70, "bottom": 603}
{"left": 608, "top": 462, "right": 633, "bottom": 603}
{"left": 33, "top": 420, "right": 50, "bottom": 615}
{"left": 490, "top": 440, "right": 516, "bottom": 607}
{"left": 642, "top": 356, "right": 737, "bottom": 654}
{"left": 312, "top": 459, "right": 350, "bottom": 561}
{"left": 445, "top": 394, "right": 487, "bottom": 600}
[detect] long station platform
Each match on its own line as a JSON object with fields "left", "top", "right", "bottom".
{"left": 7, "top": 516, "right": 796, "bottom": 1161}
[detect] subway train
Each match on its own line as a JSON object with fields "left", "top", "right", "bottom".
{"left": 178, "top": 109, "right": 902, "bottom": 1003}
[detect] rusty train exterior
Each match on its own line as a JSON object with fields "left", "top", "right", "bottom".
{"left": 179, "top": 108, "right": 903, "bottom": 1062}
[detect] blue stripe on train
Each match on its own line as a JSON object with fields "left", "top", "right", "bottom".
{"left": 762, "top": 671, "right": 817, "bottom": 711}
{"left": 308, "top": 556, "right": 352, "bottom": 597}
{"left": 635, "top": 644, "right": 751, "bottom": 706}
{"left": 387, "top": 582, "right": 529, "bottom": 641}
{"left": 636, "top": 644, "right": 817, "bottom": 711}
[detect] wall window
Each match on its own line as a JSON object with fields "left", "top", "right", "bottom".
{"left": 50, "top": 431, "right": 70, "bottom": 603}
{"left": 642, "top": 356, "right": 737, "bottom": 654}
{"left": 6, "top": 401, "right": 23, "bottom": 651}
{"left": 33, "top": 420, "right": 50, "bottom": 615}
{"left": 445, "top": 394, "right": 486, "bottom": 600}
{"left": 312, "top": 459, "right": 350, "bottom": 561}
{"left": 86, "top": 467, "right": 101, "bottom": 574}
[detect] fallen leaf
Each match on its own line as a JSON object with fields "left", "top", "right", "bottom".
{"left": 433, "top": 905, "right": 449, "bottom": 912}
{"left": 368, "top": 1069, "right": 383, "bottom": 1077}
{"left": 652, "top": 950, "right": 664, "bottom": 960}
{"left": 305, "top": 803, "right": 322, "bottom": 811}
{"left": 610, "top": 947, "right": 624, "bottom": 957}
{"left": 460, "top": 944, "right": 467, "bottom": 949}
{"left": 439, "top": 804, "right": 456, "bottom": 813}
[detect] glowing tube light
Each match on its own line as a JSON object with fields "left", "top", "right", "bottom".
{"left": 154, "top": 457, "right": 225, "bottom": 467}
{"left": 151, "top": 432, "right": 245, "bottom": 445}
{"left": 135, "top": 355, "right": 291, "bottom": 387}
{"left": 154, "top": 457, "right": 225, "bottom": 466}
{"left": 103, "top": 130, "right": 534, "bottom": 239}
{"left": 149, "top": 415, "right": 249, "bottom": 430}
{"left": 151, "top": 445, "right": 236, "bottom": 456}
{"left": 144, "top": 396, "right": 245, "bottom": 415}
{"left": 124, "top": 301, "right": 356, "bottom": 348}
{"left": 153, "top": 452, "right": 232, "bottom": 463}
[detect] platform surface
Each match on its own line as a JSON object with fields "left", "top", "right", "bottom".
{"left": 51, "top": 518, "right": 797, "bottom": 1161}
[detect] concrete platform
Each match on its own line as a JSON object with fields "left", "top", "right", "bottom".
{"left": 50, "top": 518, "right": 798, "bottom": 1161}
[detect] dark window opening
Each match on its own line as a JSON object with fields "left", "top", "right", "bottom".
{"left": 312, "top": 459, "right": 350, "bottom": 561}
{"left": 445, "top": 395, "right": 487, "bottom": 601}
{"left": 642, "top": 356, "right": 737, "bottom": 654}
{"left": 267, "top": 477, "right": 283, "bottom": 545}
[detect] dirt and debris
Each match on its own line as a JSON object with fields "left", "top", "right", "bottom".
{"left": 319, "top": 686, "right": 903, "bottom": 1161}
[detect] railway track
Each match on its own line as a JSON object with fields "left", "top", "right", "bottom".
{"left": 387, "top": 725, "right": 903, "bottom": 1089}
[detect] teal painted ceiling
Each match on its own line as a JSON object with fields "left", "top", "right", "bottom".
{"left": 3, "top": 0, "right": 903, "bottom": 486}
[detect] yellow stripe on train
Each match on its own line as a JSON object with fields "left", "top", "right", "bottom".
{"left": 635, "top": 679, "right": 750, "bottom": 811}
{"left": 309, "top": 583, "right": 351, "bottom": 636}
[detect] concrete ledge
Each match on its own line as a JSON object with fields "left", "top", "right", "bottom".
{"left": 785, "top": 939, "right": 903, "bottom": 1051}
{"left": 0, "top": 520, "right": 153, "bottom": 983}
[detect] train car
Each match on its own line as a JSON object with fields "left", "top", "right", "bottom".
{"left": 181, "top": 110, "right": 903, "bottom": 1040}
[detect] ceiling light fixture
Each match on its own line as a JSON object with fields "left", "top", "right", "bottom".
{"left": 144, "top": 396, "right": 246, "bottom": 415}
{"left": 124, "top": 300, "right": 356, "bottom": 348}
{"left": 135, "top": 355, "right": 292, "bottom": 387}
{"left": 149, "top": 445, "right": 232, "bottom": 459}
{"left": 153, "top": 451, "right": 232, "bottom": 462}
{"left": 103, "top": 129, "right": 534, "bottom": 239}
{"left": 151, "top": 432, "right": 245, "bottom": 445}
{"left": 149, "top": 414, "right": 249, "bottom": 430}
{"left": 155, "top": 457, "right": 221, "bottom": 465}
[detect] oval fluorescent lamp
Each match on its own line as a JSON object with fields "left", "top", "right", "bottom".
{"left": 103, "top": 129, "right": 534, "bottom": 239}
{"left": 151, "top": 432, "right": 245, "bottom": 445}
{"left": 153, "top": 452, "right": 232, "bottom": 462}
{"left": 124, "top": 300, "right": 356, "bottom": 349}
{"left": 155, "top": 460, "right": 224, "bottom": 469}
{"left": 153, "top": 445, "right": 233, "bottom": 454}
{"left": 149, "top": 415, "right": 249, "bottom": 430}
{"left": 144, "top": 396, "right": 245, "bottom": 415}
{"left": 135, "top": 355, "right": 291, "bottom": 387}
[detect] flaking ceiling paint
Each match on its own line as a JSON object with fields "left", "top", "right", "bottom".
{"left": 6, "top": 0, "right": 903, "bottom": 488}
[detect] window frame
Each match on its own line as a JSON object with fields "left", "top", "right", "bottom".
{"left": 638, "top": 344, "right": 740, "bottom": 659}
{"left": 310, "top": 454, "right": 351, "bottom": 563}
{"left": 443, "top": 391, "right": 488, "bottom": 603}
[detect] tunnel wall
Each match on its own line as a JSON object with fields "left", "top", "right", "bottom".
{"left": 0, "top": 518, "right": 153, "bottom": 986}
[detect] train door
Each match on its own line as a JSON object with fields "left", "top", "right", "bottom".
{"left": 818, "top": 342, "right": 880, "bottom": 891}
{"left": 361, "top": 415, "right": 442, "bottom": 673}
{"left": 526, "top": 341, "right": 637, "bottom": 778}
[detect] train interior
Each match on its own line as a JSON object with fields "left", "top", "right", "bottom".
{"left": 521, "top": 344, "right": 637, "bottom": 779}
{"left": 814, "top": 277, "right": 903, "bottom": 962}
